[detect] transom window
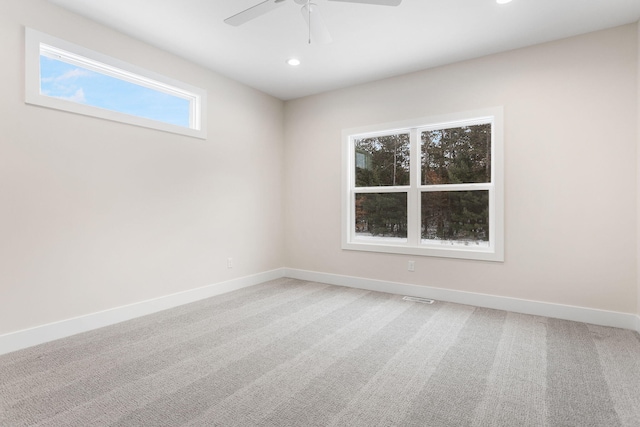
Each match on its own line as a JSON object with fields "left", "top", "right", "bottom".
{"left": 342, "top": 108, "right": 504, "bottom": 261}
{"left": 25, "top": 28, "right": 207, "bottom": 139}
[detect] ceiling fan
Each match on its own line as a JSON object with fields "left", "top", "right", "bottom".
{"left": 224, "top": 0, "right": 402, "bottom": 44}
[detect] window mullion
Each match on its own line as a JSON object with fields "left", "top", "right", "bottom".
{"left": 419, "top": 183, "right": 492, "bottom": 192}
{"left": 407, "top": 127, "right": 420, "bottom": 246}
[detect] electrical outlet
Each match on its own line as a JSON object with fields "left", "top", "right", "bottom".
{"left": 408, "top": 260, "right": 415, "bottom": 272}
{"left": 227, "top": 257, "right": 233, "bottom": 269}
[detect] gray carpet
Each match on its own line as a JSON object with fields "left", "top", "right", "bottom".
{"left": 1, "top": 278, "right": 639, "bottom": 426}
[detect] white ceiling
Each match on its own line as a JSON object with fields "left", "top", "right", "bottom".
{"left": 48, "top": 0, "right": 640, "bottom": 100}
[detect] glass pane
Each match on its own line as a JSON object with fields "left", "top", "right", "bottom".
{"left": 40, "top": 56, "right": 191, "bottom": 128}
{"left": 355, "top": 193, "right": 408, "bottom": 242}
{"left": 421, "top": 124, "right": 491, "bottom": 184}
{"left": 421, "top": 191, "right": 489, "bottom": 247}
{"left": 354, "top": 133, "right": 410, "bottom": 187}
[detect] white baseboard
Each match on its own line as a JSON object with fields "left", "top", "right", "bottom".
{"left": 0, "top": 269, "right": 285, "bottom": 356}
{"left": 2, "top": 267, "right": 638, "bottom": 356}
{"left": 284, "top": 268, "right": 640, "bottom": 332}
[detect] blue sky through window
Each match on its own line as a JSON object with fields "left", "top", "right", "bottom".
{"left": 40, "top": 56, "right": 191, "bottom": 128}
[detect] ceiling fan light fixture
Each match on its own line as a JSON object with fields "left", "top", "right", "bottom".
{"left": 225, "top": 0, "right": 402, "bottom": 42}
{"left": 287, "top": 58, "right": 301, "bottom": 66}
{"left": 496, "top": 0, "right": 513, "bottom": 4}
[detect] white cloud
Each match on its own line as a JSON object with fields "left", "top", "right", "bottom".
{"left": 59, "top": 88, "right": 86, "bottom": 103}
{"left": 41, "top": 68, "right": 90, "bottom": 84}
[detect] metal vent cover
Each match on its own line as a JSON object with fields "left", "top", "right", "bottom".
{"left": 402, "top": 296, "right": 435, "bottom": 304}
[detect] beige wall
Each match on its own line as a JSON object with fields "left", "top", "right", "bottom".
{"left": 637, "top": 21, "right": 640, "bottom": 318}
{"left": 284, "top": 24, "right": 639, "bottom": 314}
{"left": 0, "top": 1, "right": 285, "bottom": 335}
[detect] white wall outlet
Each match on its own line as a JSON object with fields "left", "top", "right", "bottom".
{"left": 227, "top": 257, "right": 233, "bottom": 268}
{"left": 408, "top": 260, "right": 415, "bottom": 272}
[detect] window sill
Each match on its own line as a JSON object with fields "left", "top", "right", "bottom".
{"left": 342, "top": 241, "right": 504, "bottom": 262}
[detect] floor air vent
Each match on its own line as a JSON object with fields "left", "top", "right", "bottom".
{"left": 402, "top": 296, "right": 435, "bottom": 304}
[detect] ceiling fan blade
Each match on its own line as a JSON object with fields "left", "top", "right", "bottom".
{"left": 328, "top": 0, "right": 402, "bottom": 5}
{"left": 301, "top": 3, "right": 333, "bottom": 44}
{"left": 224, "top": 0, "right": 288, "bottom": 26}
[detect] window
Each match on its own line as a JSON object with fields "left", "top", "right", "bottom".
{"left": 25, "top": 28, "right": 207, "bottom": 139}
{"left": 342, "top": 108, "right": 504, "bottom": 261}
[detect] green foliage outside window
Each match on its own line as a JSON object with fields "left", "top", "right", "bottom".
{"left": 421, "top": 191, "right": 488, "bottom": 243}
{"left": 355, "top": 134, "right": 410, "bottom": 187}
{"left": 354, "top": 124, "right": 491, "bottom": 242}
{"left": 355, "top": 193, "right": 407, "bottom": 238}
{"left": 421, "top": 124, "right": 491, "bottom": 243}
{"left": 355, "top": 134, "right": 409, "bottom": 237}
{"left": 422, "top": 124, "right": 491, "bottom": 185}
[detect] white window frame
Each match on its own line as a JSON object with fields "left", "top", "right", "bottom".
{"left": 25, "top": 28, "right": 207, "bottom": 139}
{"left": 342, "top": 107, "right": 504, "bottom": 262}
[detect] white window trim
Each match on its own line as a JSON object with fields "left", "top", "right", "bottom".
{"left": 25, "top": 28, "right": 207, "bottom": 139}
{"left": 341, "top": 107, "right": 504, "bottom": 262}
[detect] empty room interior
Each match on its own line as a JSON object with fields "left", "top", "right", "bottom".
{"left": 1, "top": 0, "right": 640, "bottom": 425}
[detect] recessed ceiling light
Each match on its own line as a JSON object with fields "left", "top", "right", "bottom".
{"left": 287, "top": 58, "right": 301, "bottom": 66}
{"left": 496, "top": 0, "right": 512, "bottom": 3}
